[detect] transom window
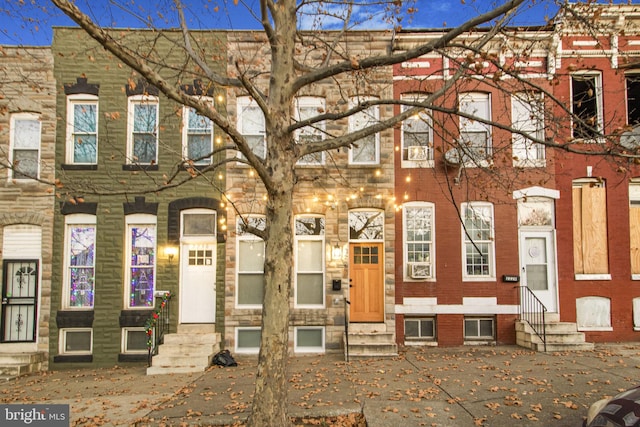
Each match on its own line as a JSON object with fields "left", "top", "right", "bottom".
{"left": 66, "top": 95, "right": 98, "bottom": 164}
{"left": 127, "top": 95, "right": 158, "bottom": 165}
{"left": 10, "top": 113, "right": 41, "bottom": 180}
{"left": 348, "top": 210, "right": 384, "bottom": 241}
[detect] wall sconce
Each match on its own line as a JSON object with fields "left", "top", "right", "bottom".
{"left": 331, "top": 244, "right": 342, "bottom": 261}
{"left": 165, "top": 246, "right": 178, "bottom": 264}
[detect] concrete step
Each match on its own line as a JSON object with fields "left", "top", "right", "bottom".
{"left": 516, "top": 320, "right": 593, "bottom": 353}
{"left": 533, "top": 342, "right": 595, "bottom": 352}
{"left": 177, "top": 324, "right": 217, "bottom": 334}
{"left": 163, "top": 333, "right": 220, "bottom": 345}
{"left": 157, "top": 343, "right": 218, "bottom": 357}
{"left": 344, "top": 331, "right": 398, "bottom": 360}
{"left": 146, "top": 365, "right": 207, "bottom": 375}
{"left": 347, "top": 332, "right": 395, "bottom": 344}
{"left": 0, "top": 352, "right": 46, "bottom": 380}
{"left": 147, "top": 329, "right": 220, "bottom": 375}
{"left": 150, "top": 353, "right": 213, "bottom": 367}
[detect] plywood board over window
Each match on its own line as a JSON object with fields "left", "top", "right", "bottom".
{"left": 573, "top": 182, "right": 609, "bottom": 275}
{"left": 630, "top": 184, "right": 640, "bottom": 275}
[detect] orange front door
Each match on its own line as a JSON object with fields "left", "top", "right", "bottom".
{"left": 349, "top": 243, "right": 384, "bottom": 322}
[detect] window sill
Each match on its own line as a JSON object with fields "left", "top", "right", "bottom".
{"left": 513, "top": 160, "right": 546, "bottom": 168}
{"left": 577, "top": 326, "right": 613, "bottom": 332}
{"left": 632, "top": 274, "right": 640, "bottom": 281}
{"left": 404, "top": 340, "right": 437, "bottom": 346}
{"left": 401, "top": 160, "right": 435, "bottom": 169}
{"left": 61, "top": 163, "right": 98, "bottom": 171}
{"left": 575, "top": 274, "right": 611, "bottom": 281}
{"left": 463, "top": 340, "right": 496, "bottom": 346}
{"left": 462, "top": 277, "right": 496, "bottom": 282}
{"left": 122, "top": 164, "right": 159, "bottom": 171}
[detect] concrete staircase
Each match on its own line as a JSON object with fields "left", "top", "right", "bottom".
{"left": 516, "top": 313, "right": 594, "bottom": 352}
{"left": 147, "top": 324, "right": 220, "bottom": 375}
{"left": 344, "top": 323, "right": 398, "bottom": 360}
{"left": 0, "top": 352, "right": 46, "bottom": 380}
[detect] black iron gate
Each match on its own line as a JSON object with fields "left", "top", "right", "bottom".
{"left": 1, "top": 260, "right": 38, "bottom": 342}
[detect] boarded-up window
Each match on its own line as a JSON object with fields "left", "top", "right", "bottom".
{"left": 630, "top": 184, "right": 640, "bottom": 275}
{"left": 572, "top": 181, "right": 608, "bottom": 275}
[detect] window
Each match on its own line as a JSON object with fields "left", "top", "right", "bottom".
{"left": 294, "top": 327, "right": 325, "bottom": 353}
{"left": 622, "top": 74, "right": 640, "bottom": 150}
{"left": 127, "top": 95, "right": 158, "bottom": 164}
{"left": 125, "top": 214, "right": 157, "bottom": 308}
{"left": 236, "top": 327, "right": 261, "bottom": 354}
{"left": 571, "top": 73, "right": 603, "bottom": 140}
{"left": 9, "top": 113, "right": 41, "bottom": 179}
{"left": 462, "top": 202, "right": 495, "bottom": 280}
{"left": 59, "top": 328, "right": 92, "bottom": 355}
{"left": 66, "top": 95, "right": 98, "bottom": 164}
{"left": 183, "top": 104, "right": 213, "bottom": 165}
{"left": 348, "top": 96, "right": 380, "bottom": 165}
{"left": 405, "top": 318, "right": 435, "bottom": 340}
{"left": 464, "top": 317, "right": 494, "bottom": 340}
{"left": 630, "top": 183, "right": 640, "bottom": 278}
{"left": 295, "top": 215, "right": 325, "bottom": 307}
{"left": 295, "top": 97, "right": 325, "bottom": 165}
{"left": 458, "top": 92, "right": 491, "bottom": 164}
{"left": 401, "top": 94, "right": 433, "bottom": 166}
{"left": 511, "top": 92, "right": 545, "bottom": 166}
{"left": 237, "top": 96, "right": 266, "bottom": 159}
{"left": 404, "top": 203, "right": 434, "bottom": 280}
{"left": 236, "top": 216, "right": 266, "bottom": 307}
{"left": 121, "top": 327, "right": 148, "bottom": 354}
{"left": 349, "top": 210, "right": 384, "bottom": 241}
{"left": 63, "top": 214, "right": 96, "bottom": 309}
{"left": 573, "top": 180, "right": 609, "bottom": 278}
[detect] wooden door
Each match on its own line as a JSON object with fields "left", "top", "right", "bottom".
{"left": 349, "top": 243, "right": 384, "bottom": 322}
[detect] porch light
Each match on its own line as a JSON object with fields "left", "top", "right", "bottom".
{"left": 332, "top": 244, "right": 342, "bottom": 261}
{"left": 164, "top": 246, "right": 178, "bottom": 263}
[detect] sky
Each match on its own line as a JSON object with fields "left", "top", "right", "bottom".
{"left": 0, "top": 0, "right": 617, "bottom": 46}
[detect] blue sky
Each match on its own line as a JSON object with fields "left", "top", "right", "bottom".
{"left": 0, "top": 0, "right": 582, "bottom": 46}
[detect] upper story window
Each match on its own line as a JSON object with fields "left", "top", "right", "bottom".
{"left": 403, "top": 203, "right": 435, "bottom": 280}
{"left": 295, "top": 96, "right": 325, "bottom": 165}
{"left": 125, "top": 214, "right": 157, "bottom": 308}
{"left": 511, "top": 92, "right": 545, "bottom": 167}
{"left": 401, "top": 93, "right": 433, "bottom": 167}
{"left": 294, "top": 215, "right": 325, "bottom": 307}
{"left": 183, "top": 103, "right": 214, "bottom": 165}
{"left": 66, "top": 95, "right": 98, "bottom": 165}
{"left": 10, "top": 113, "right": 41, "bottom": 180}
{"left": 236, "top": 215, "right": 266, "bottom": 308}
{"left": 127, "top": 95, "right": 158, "bottom": 165}
{"left": 462, "top": 202, "right": 495, "bottom": 280}
{"left": 571, "top": 73, "right": 603, "bottom": 141}
{"left": 622, "top": 74, "right": 640, "bottom": 150}
{"left": 63, "top": 214, "right": 96, "bottom": 309}
{"left": 237, "top": 96, "right": 266, "bottom": 160}
{"left": 459, "top": 92, "right": 492, "bottom": 165}
{"left": 573, "top": 179, "right": 609, "bottom": 279}
{"left": 348, "top": 96, "right": 380, "bottom": 165}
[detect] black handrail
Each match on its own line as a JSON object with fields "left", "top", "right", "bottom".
{"left": 518, "top": 285, "right": 547, "bottom": 352}
{"left": 146, "top": 292, "right": 172, "bottom": 367}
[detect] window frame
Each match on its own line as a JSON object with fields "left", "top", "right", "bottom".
{"left": 121, "top": 327, "right": 149, "bottom": 354}
{"left": 182, "top": 101, "right": 214, "bottom": 166}
{"left": 511, "top": 92, "right": 545, "bottom": 167}
{"left": 294, "top": 326, "right": 325, "bottom": 353}
{"left": 348, "top": 96, "right": 380, "bottom": 165}
{"left": 124, "top": 214, "right": 157, "bottom": 309}
{"left": 66, "top": 94, "right": 99, "bottom": 165}
{"left": 294, "top": 215, "right": 326, "bottom": 308}
{"left": 570, "top": 72, "right": 604, "bottom": 142}
{"left": 126, "top": 94, "right": 159, "bottom": 165}
{"left": 9, "top": 112, "right": 41, "bottom": 180}
{"left": 461, "top": 202, "right": 496, "bottom": 281}
{"left": 59, "top": 328, "right": 93, "bottom": 355}
{"left": 458, "top": 92, "right": 492, "bottom": 166}
{"left": 62, "top": 214, "right": 97, "bottom": 310}
{"left": 295, "top": 96, "right": 326, "bottom": 165}
{"left": 235, "top": 215, "right": 266, "bottom": 309}
{"left": 236, "top": 96, "right": 266, "bottom": 160}
{"left": 404, "top": 317, "right": 436, "bottom": 342}
{"left": 401, "top": 93, "right": 434, "bottom": 168}
{"left": 403, "top": 202, "right": 435, "bottom": 281}
{"left": 463, "top": 317, "right": 495, "bottom": 341}
{"left": 235, "top": 327, "right": 261, "bottom": 354}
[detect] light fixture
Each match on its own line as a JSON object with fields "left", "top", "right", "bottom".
{"left": 332, "top": 244, "right": 342, "bottom": 261}
{"left": 165, "top": 246, "right": 178, "bottom": 264}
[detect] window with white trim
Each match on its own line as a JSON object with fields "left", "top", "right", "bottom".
{"left": 458, "top": 92, "right": 491, "bottom": 164}
{"left": 462, "top": 202, "right": 495, "bottom": 280}
{"left": 403, "top": 203, "right": 434, "bottom": 280}
{"left": 63, "top": 214, "right": 96, "bottom": 309}
{"left": 183, "top": 103, "right": 213, "bottom": 165}
{"left": 236, "top": 215, "right": 266, "bottom": 307}
{"left": 405, "top": 318, "right": 435, "bottom": 340}
{"left": 295, "top": 96, "right": 325, "bottom": 165}
{"left": 571, "top": 73, "right": 603, "bottom": 141}
{"left": 9, "top": 113, "right": 41, "bottom": 179}
{"left": 464, "top": 317, "right": 495, "bottom": 340}
{"left": 121, "top": 327, "right": 148, "bottom": 354}
{"left": 511, "top": 92, "right": 545, "bottom": 166}
{"left": 236, "top": 327, "right": 261, "bottom": 354}
{"left": 348, "top": 96, "right": 380, "bottom": 165}
{"left": 572, "top": 179, "right": 609, "bottom": 278}
{"left": 237, "top": 96, "right": 266, "bottom": 159}
{"left": 66, "top": 95, "right": 98, "bottom": 164}
{"left": 294, "top": 326, "right": 325, "bottom": 353}
{"left": 127, "top": 95, "right": 158, "bottom": 164}
{"left": 125, "top": 214, "right": 157, "bottom": 308}
{"left": 401, "top": 93, "right": 433, "bottom": 166}
{"left": 59, "top": 328, "right": 93, "bottom": 355}
{"left": 295, "top": 215, "right": 325, "bottom": 307}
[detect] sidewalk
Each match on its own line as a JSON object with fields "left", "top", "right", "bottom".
{"left": 1, "top": 344, "right": 639, "bottom": 426}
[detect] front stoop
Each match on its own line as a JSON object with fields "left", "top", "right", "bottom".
{"left": 0, "top": 352, "right": 46, "bottom": 380}
{"left": 516, "top": 316, "right": 594, "bottom": 352}
{"left": 146, "top": 324, "right": 220, "bottom": 375}
{"left": 344, "top": 324, "right": 398, "bottom": 360}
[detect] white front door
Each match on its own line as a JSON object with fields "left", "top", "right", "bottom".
{"left": 179, "top": 243, "right": 216, "bottom": 323}
{"left": 519, "top": 231, "right": 558, "bottom": 313}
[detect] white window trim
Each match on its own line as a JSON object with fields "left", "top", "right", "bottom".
{"left": 9, "top": 112, "right": 41, "bottom": 180}
{"left": 348, "top": 96, "right": 380, "bottom": 165}
{"left": 463, "top": 316, "right": 495, "bottom": 341}
{"left": 458, "top": 92, "right": 492, "bottom": 168}
{"left": 570, "top": 72, "right": 604, "bottom": 143}
{"left": 62, "top": 214, "right": 97, "bottom": 310}
{"left": 401, "top": 93, "right": 434, "bottom": 169}
{"left": 403, "top": 202, "right": 435, "bottom": 282}
{"left": 235, "top": 326, "right": 261, "bottom": 354}
{"left": 294, "top": 326, "right": 325, "bottom": 353}
{"left": 126, "top": 95, "right": 159, "bottom": 165}
{"left": 124, "top": 213, "right": 157, "bottom": 309}
{"left": 66, "top": 94, "right": 99, "bottom": 164}
{"left": 59, "top": 328, "right": 93, "bottom": 355}
{"left": 295, "top": 96, "right": 326, "bottom": 165}
{"left": 182, "top": 101, "right": 213, "bottom": 165}
{"left": 294, "top": 215, "right": 325, "bottom": 309}
{"left": 511, "top": 92, "right": 545, "bottom": 168}
{"left": 461, "top": 202, "right": 496, "bottom": 281}
{"left": 121, "top": 327, "right": 149, "bottom": 354}
{"left": 235, "top": 215, "right": 265, "bottom": 309}
{"left": 404, "top": 317, "right": 436, "bottom": 341}
{"left": 236, "top": 96, "right": 266, "bottom": 161}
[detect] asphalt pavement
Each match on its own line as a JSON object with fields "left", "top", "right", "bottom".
{"left": 1, "top": 344, "right": 639, "bottom": 426}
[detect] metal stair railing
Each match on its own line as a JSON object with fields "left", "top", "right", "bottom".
{"left": 518, "top": 285, "right": 547, "bottom": 352}
{"left": 146, "top": 291, "right": 172, "bottom": 367}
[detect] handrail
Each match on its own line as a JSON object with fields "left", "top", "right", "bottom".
{"left": 146, "top": 291, "right": 172, "bottom": 367}
{"left": 518, "top": 285, "right": 547, "bottom": 352}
